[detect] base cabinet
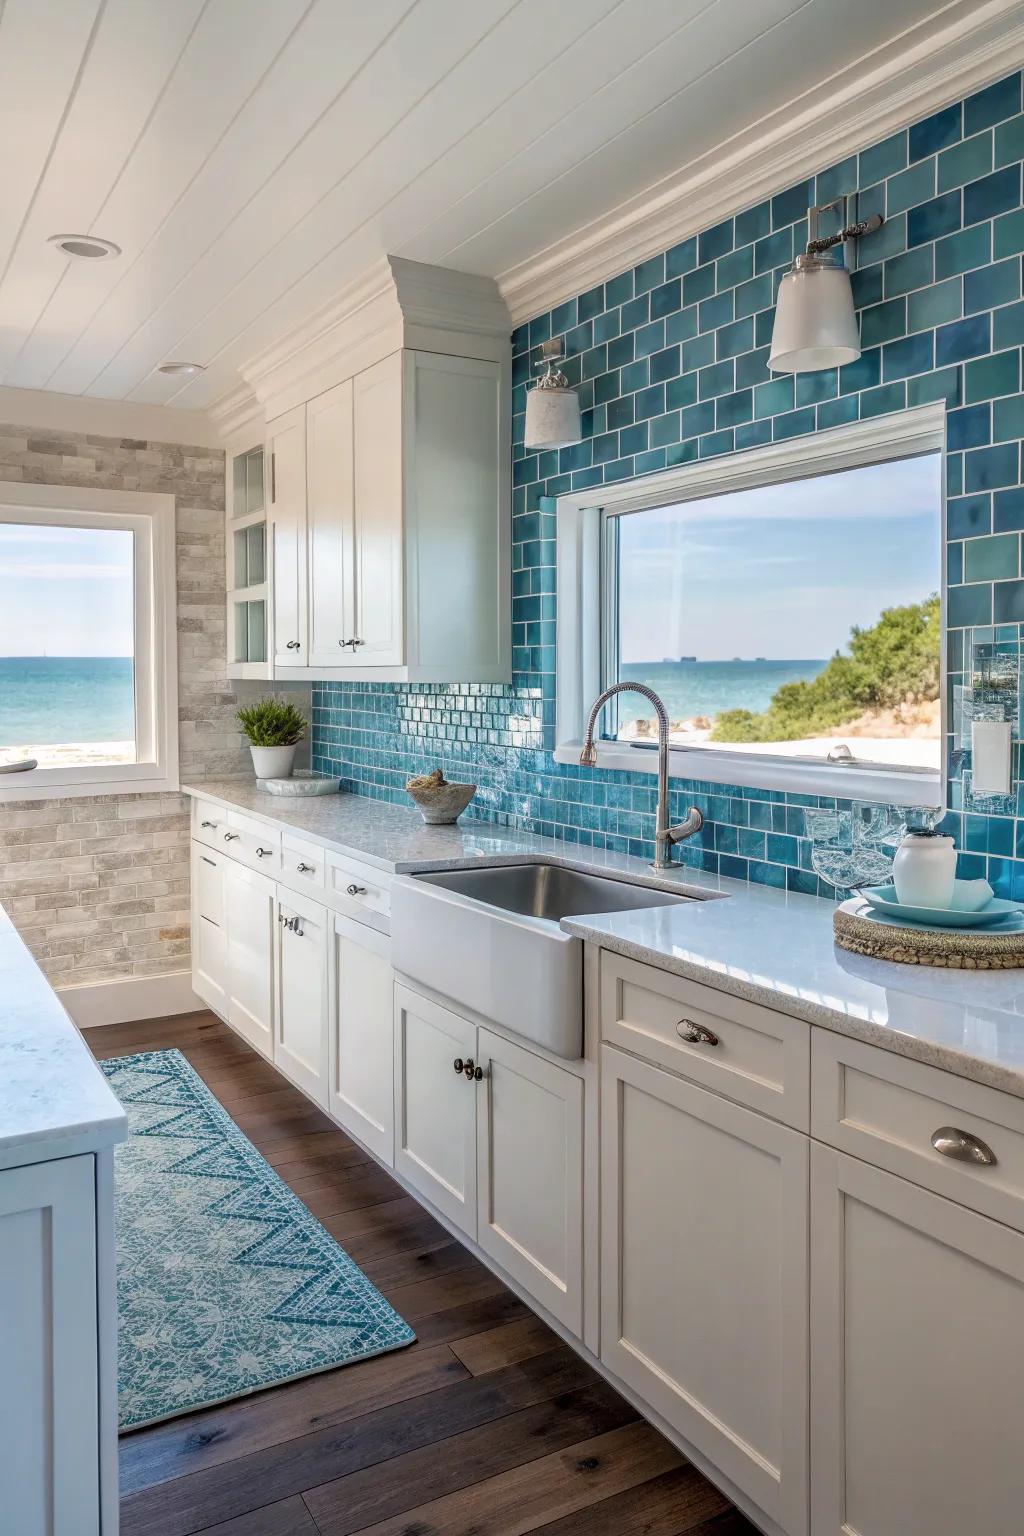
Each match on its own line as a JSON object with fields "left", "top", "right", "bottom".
{"left": 0, "top": 1156, "right": 101, "bottom": 1534}
{"left": 330, "top": 915, "right": 395, "bottom": 1164}
{"left": 810, "top": 1144, "right": 1024, "bottom": 1536}
{"left": 222, "top": 860, "right": 276, "bottom": 1060}
{"left": 393, "top": 986, "right": 587, "bottom": 1336}
{"left": 600, "top": 1045, "right": 809, "bottom": 1536}
{"left": 476, "top": 1026, "right": 584, "bottom": 1335}
{"left": 191, "top": 843, "right": 227, "bottom": 1016}
{"left": 276, "top": 888, "right": 329, "bottom": 1107}
{"left": 394, "top": 984, "right": 477, "bottom": 1234}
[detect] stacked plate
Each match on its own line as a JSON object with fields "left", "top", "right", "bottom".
{"left": 858, "top": 881, "right": 1024, "bottom": 934}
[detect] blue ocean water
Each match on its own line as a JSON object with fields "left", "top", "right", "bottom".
{"left": 0, "top": 657, "right": 135, "bottom": 744}
{"left": 619, "top": 658, "right": 828, "bottom": 726}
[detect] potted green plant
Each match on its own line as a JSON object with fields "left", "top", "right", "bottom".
{"left": 235, "top": 697, "right": 306, "bottom": 780}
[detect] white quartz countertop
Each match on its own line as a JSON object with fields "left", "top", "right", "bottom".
{"left": 0, "top": 910, "right": 126, "bottom": 1170}
{"left": 185, "top": 778, "right": 1024, "bottom": 1100}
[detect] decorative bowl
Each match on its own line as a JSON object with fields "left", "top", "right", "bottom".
{"left": 406, "top": 780, "right": 477, "bottom": 824}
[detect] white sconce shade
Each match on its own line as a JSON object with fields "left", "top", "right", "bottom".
{"left": 524, "top": 338, "right": 582, "bottom": 450}
{"left": 768, "top": 255, "right": 860, "bottom": 374}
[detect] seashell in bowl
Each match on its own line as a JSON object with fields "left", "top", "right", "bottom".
{"left": 405, "top": 771, "right": 477, "bottom": 825}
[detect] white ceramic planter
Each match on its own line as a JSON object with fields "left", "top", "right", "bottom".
{"left": 250, "top": 743, "right": 297, "bottom": 780}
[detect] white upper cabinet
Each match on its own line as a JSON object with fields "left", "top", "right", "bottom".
{"left": 257, "top": 257, "right": 510, "bottom": 683}
{"left": 351, "top": 352, "right": 404, "bottom": 666}
{"left": 306, "top": 379, "right": 355, "bottom": 671}
{"left": 267, "top": 404, "right": 307, "bottom": 668}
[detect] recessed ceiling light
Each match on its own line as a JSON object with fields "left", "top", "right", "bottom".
{"left": 47, "top": 233, "right": 121, "bottom": 261}
{"left": 157, "top": 361, "right": 207, "bottom": 377}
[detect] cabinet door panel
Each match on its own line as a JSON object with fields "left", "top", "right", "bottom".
{"left": 353, "top": 352, "right": 403, "bottom": 665}
{"left": 394, "top": 984, "right": 476, "bottom": 1236}
{"left": 477, "top": 1028, "right": 583, "bottom": 1335}
{"left": 811, "top": 1145, "right": 1024, "bottom": 1536}
{"left": 601, "top": 1046, "right": 808, "bottom": 1536}
{"left": 276, "top": 890, "right": 329, "bottom": 1107}
{"left": 268, "top": 404, "right": 307, "bottom": 666}
{"left": 223, "top": 860, "right": 275, "bottom": 1060}
{"left": 307, "top": 379, "right": 355, "bottom": 668}
{"left": 330, "top": 915, "right": 394, "bottom": 1164}
{"left": 0, "top": 1156, "right": 99, "bottom": 1535}
{"left": 191, "top": 843, "right": 226, "bottom": 1017}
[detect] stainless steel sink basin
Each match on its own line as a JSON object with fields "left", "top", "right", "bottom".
{"left": 414, "top": 862, "right": 694, "bottom": 922}
{"left": 391, "top": 862, "right": 708, "bottom": 1060}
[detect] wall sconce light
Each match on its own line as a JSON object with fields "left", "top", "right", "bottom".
{"left": 524, "top": 337, "right": 581, "bottom": 450}
{"left": 768, "top": 200, "right": 883, "bottom": 375}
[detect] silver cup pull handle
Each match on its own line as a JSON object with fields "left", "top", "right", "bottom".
{"left": 677, "top": 1019, "right": 720, "bottom": 1047}
{"left": 931, "top": 1126, "right": 997, "bottom": 1166}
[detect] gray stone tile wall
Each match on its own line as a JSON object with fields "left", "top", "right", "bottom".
{"left": 0, "top": 425, "right": 307, "bottom": 989}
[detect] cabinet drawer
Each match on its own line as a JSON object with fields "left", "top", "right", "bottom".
{"left": 219, "top": 810, "right": 281, "bottom": 875}
{"left": 600, "top": 951, "right": 809, "bottom": 1129}
{"left": 811, "top": 1030, "right": 1024, "bottom": 1234}
{"left": 192, "top": 843, "right": 223, "bottom": 925}
{"left": 279, "top": 834, "right": 326, "bottom": 893}
{"left": 192, "top": 797, "right": 226, "bottom": 849}
{"left": 327, "top": 850, "right": 391, "bottom": 926}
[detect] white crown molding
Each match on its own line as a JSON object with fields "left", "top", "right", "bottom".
{"left": 227, "top": 256, "right": 512, "bottom": 424}
{"left": 498, "top": 0, "right": 1024, "bottom": 325}
{"left": 207, "top": 379, "right": 265, "bottom": 443}
{"left": 0, "top": 384, "right": 223, "bottom": 448}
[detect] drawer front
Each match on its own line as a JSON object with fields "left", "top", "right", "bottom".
{"left": 326, "top": 850, "right": 391, "bottom": 924}
{"left": 192, "top": 798, "right": 226, "bottom": 849}
{"left": 220, "top": 810, "right": 281, "bottom": 875}
{"left": 600, "top": 950, "right": 809, "bottom": 1129}
{"left": 192, "top": 842, "right": 223, "bottom": 926}
{"left": 279, "top": 835, "right": 326, "bottom": 894}
{"left": 812, "top": 1030, "right": 1024, "bottom": 1233}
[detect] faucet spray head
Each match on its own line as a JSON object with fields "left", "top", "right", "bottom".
{"left": 579, "top": 739, "right": 597, "bottom": 767}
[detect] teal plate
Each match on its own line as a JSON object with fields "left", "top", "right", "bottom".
{"left": 859, "top": 884, "right": 1024, "bottom": 930}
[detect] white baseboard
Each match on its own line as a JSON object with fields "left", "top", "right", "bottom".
{"left": 59, "top": 970, "right": 200, "bottom": 1029}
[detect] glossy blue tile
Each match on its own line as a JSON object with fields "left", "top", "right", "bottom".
{"left": 771, "top": 179, "right": 812, "bottom": 228}
{"left": 935, "top": 311, "right": 992, "bottom": 364}
{"left": 947, "top": 403, "right": 991, "bottom": 451}
{"left": 881, "top": 332, "right": 932, "bottom": 380}
{"left": 964, "top": 166, "right": 1021, "bottom": 225}
{"left": 965, "top": 73, "right": 1021, "bottom": 135}
{"left": 907, "top": 191, "right": 961, "bottom": 247}
{"left": 699, "top": 218, "right": 734, "bottom": 264}
{"left": 965, "top": 441, "right": 1019, "bottom": 491}
{"left": 909, "top": 102, "right": 962, "bottom": 161}
{"left": 665, "top": 238, "right": 697, "bottom": 279}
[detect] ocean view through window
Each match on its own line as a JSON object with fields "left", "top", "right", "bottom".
{"left": 0, "top": 482, "right": 178, "bottom": 800}
{"left": 604, "top": 452, "right": 943, "bottom": 776}
{"left": 0, "top": 523, "right": 137, "bottom": 769}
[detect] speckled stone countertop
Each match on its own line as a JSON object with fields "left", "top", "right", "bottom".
{"left": 186, "top": 779, "right": 1024, "bottom": 1099}
{"left": 0, "top": 909, "right": 126, "bottom": 1170}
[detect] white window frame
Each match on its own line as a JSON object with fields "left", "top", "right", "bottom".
{"left": 554, "top": 403, "right": 946, "bottom": 808}
{"left": 0, "top": 481, "right": 178, "bottom": 801}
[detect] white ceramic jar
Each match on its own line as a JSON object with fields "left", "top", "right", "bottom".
{"left": 891, "top": 830, "right": 957, "bottom": 909}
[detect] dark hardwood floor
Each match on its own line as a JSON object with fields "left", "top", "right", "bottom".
{"left": 90, "top": 1011, "right": 758, "bottom": 1536}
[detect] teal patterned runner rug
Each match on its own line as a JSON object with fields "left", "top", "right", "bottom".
{"left": 102, "top": 1048, "right": 415, "bottom": 1431}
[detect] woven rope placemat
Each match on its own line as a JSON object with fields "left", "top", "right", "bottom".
{"left": 834, "top": 899, "right": 1024, "bottom": 969}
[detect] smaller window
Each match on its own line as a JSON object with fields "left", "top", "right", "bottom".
{"left": 0, "top": 483, "right": 178, "bottom": 800}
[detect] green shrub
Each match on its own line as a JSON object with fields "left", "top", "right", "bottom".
{"left": 711, "top": 595, "right": 940, "bottom": 744}
{"left": 235, "top": 697, "right": 307, "bottom": 747}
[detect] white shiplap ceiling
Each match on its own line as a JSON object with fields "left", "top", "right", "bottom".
{"left": 0, "top": 0, "right": 1015, "bottom": 419}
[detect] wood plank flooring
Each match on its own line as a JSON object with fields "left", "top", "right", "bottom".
{"left": 90, "top": 1011, "right": 759, "bottom": 1536}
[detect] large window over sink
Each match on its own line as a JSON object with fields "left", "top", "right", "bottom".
{"left": 556, "top": 406, "right": 946, "bottom": 805}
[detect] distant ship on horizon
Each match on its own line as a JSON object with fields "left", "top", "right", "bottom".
{"left": 662, "top": 655, "right": 697, "bottom": 663}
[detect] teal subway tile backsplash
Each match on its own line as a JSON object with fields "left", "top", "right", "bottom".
{"left": 313, "top": 71, "right": 1024, "bottom": 900}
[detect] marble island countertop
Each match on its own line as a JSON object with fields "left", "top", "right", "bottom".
{"left": 185, "top": 778, "right": 1024, "bottom": 1100}
{"left": 0, "top": 909, "right": 126, "bottom": 1170}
